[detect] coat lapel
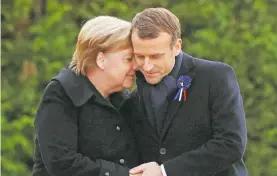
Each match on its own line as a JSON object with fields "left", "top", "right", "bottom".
{"left": 160, "top": 53, "right": 196, "bottom": 139}
{"left": 136, "top": 89, "right": 161, "bottom": 142}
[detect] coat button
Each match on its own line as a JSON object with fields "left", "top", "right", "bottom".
{"left": 105, "top": 172, "right": 110, "bottom": 176}
{"left": 119, "top": 159, "right": 125, "bottom": 164}
{"left": 160, "top": 148, "right": 167, "bottom": 155}
{"left": 116, "top": 126, "right": 121, "bottom": 132}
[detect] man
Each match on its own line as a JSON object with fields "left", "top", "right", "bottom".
{"left": 121, "top": 8, "right": 248, "bottom": 176}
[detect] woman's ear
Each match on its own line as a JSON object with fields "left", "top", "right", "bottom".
{"left": 96, "top": 52, "right": 105, "bottom": 70}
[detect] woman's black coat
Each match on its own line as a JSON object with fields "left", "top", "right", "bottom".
{"left": 32, "top": 67, "right": 139, "bottom": 176}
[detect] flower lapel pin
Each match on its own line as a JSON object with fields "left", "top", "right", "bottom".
{"left": 174, "top": 75, "right": 192, "bottom": 101}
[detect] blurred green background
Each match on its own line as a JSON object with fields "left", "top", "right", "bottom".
{"left": 1, "top": 0, "right": 277, "bottom": 175}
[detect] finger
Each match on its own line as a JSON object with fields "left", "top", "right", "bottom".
{"left": 129, "top": 166, "right": 144, "bottom": 174}
{"left": 129, "top": 174, "right": 142, "bottom": 176}
{"left": 129, "top": 163, "right": 148, "bottom": 174}
{"left": 130, "top": 162, "right": 158, "bottom": 174}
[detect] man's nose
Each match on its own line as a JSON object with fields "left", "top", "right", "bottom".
{"left": 143, "top": 58, "right": 154, "bottom": 72}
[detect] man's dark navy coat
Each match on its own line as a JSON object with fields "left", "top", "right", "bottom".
{"left": 121, "top": 52, "right": 248, "bottom": 176}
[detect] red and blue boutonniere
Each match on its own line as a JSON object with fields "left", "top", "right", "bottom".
{"left": 174, "top": 75, "right": 192, "bottom": 101}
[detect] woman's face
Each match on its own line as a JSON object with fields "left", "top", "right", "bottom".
{"left": 103, "top": 47, "right": 137, "bottom": 89}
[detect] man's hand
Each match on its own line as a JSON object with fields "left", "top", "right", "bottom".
{"left": 129, "top": 162, "right": 162, "bottom": 176}
{"left": 129, "top": 174, "right": 142, "bottom": 176}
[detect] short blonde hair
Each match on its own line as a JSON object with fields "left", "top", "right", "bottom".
{"left": 70, "top": 16, "right": 132, "bottom": 75}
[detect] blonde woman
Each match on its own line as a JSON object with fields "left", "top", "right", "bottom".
{"left": 32, "top": 16, "right": 139, "bottom": 176}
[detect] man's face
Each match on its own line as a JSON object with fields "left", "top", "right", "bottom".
{"left": 132, "top": 31, "right": 181, "bottom": 85}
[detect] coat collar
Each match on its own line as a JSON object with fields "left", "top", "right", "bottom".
{"left": 176, "top": 52, "right": 196, "bottom": 79}
{"left": 110, "top": 89, "right": 130, "bottom": 111}
{"left": 52, "top": 67, "right": 95, "bottom": 106}
{"left": 160, "top": 51, "right": 196, "bottom": 139}
{"left": 51, "top": 66, "right": 130, "bottom": 108}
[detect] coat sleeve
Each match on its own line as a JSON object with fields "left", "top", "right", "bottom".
{"left": 163, "top": 63, "right": 247, "bottom": 176}
{"left": 34, "top": 81, "right": 130, "bottom": 176}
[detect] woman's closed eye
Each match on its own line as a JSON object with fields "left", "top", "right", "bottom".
{"left": 125, "top": 57, "right": 133, "bottom": 62}
{"left": 135, "top": 55, "right": 144, "bottom": 60}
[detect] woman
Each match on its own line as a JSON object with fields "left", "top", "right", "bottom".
{"left": 32, "top": 16, "right": 139, "bottom": 176}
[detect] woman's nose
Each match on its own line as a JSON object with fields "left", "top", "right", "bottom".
{"left": 132, "top": 59, "right": 139, "bottom": 71}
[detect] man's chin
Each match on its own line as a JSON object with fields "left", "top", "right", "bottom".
{"left": 145, "top": 77, "right": 162, "bottom": 85}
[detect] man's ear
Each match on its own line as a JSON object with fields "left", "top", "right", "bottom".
{"left": 173, "top": 38, "right": 182, "bottom": 56}
{"left": 96, "top": 52, "right": 105, "bottom": 70}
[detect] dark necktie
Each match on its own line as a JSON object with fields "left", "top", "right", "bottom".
{"left": 149, "top": 76, "right": 177, "bottom": 135}
{"left": 137, "top": 74, "right": 177, "bottom": 135}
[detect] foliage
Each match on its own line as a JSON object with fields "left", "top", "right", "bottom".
{"left": 1, "top": 0, "right": 277, "bottom": 175}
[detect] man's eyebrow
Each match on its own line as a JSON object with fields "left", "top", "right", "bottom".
{"left": 151, "top": 53, "right": 165, "bottom": 56}
{"left": 134, "top": 53, "right": 144, "bottom": 55}
{"left": 134, "top": 53, "right": 165, "bottom": 56}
